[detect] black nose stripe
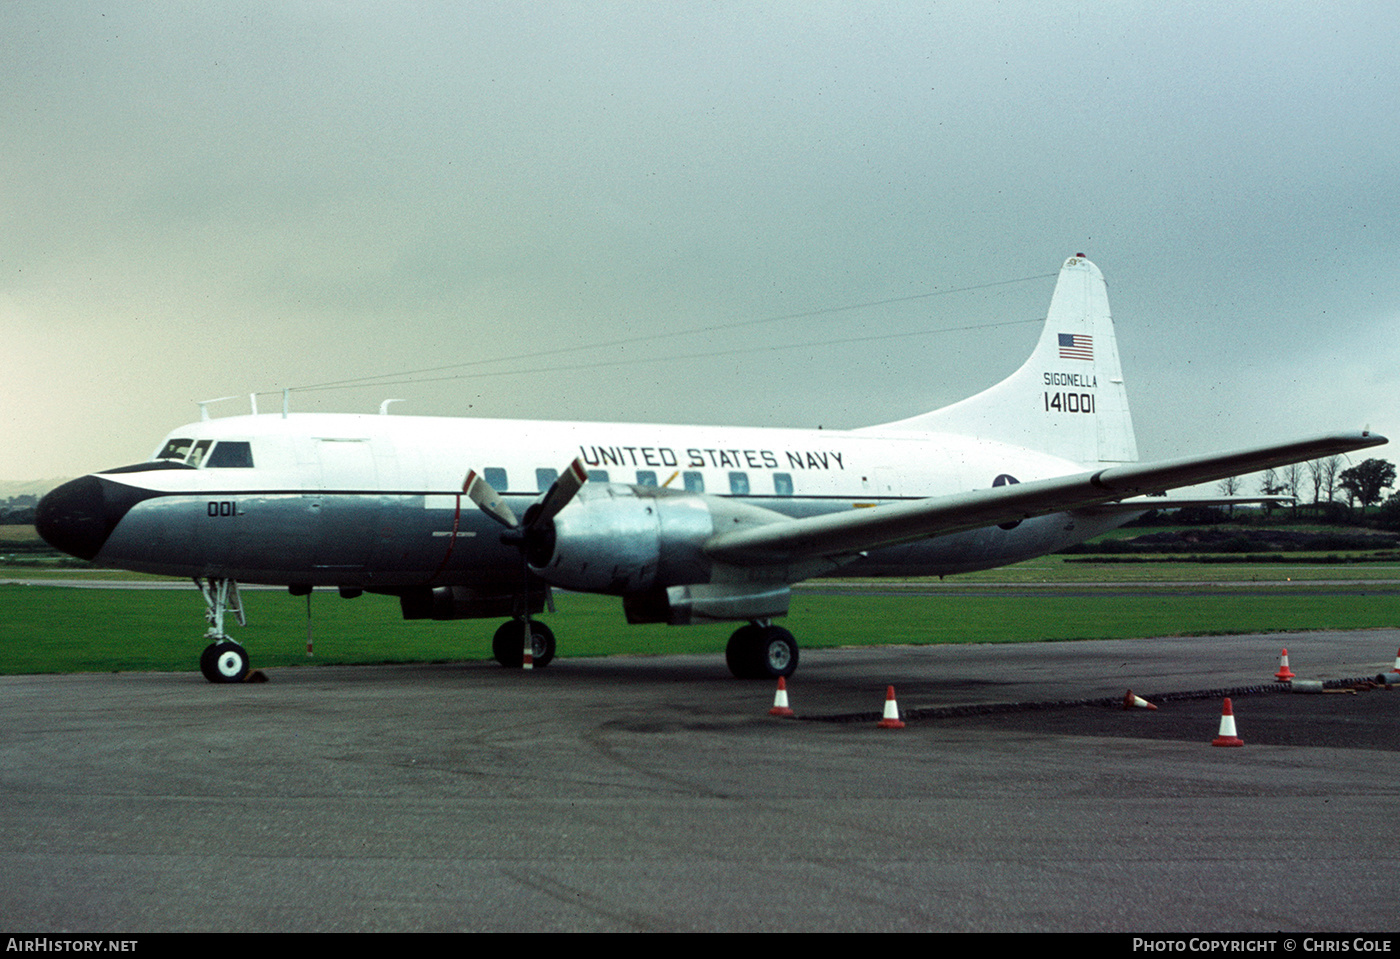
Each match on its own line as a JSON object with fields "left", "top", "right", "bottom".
{"left": 35, "top": 476, "right": 161, "bottom": 561}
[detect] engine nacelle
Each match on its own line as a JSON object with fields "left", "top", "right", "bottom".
{"left": 532, "top": 483, "right": 790, "bottom": 595}
{"left": 530, "top": 484, "right": 702, "bottom": 593}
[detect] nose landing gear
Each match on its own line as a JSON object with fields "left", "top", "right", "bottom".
{"left": 196, "top": 577, "right": 251, "bottom": 683}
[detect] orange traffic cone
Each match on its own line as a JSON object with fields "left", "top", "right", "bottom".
{"left": 1123, "top": 690, "right": 1157, "bottom": 711}
{"left": 1275, "top": 649, "right": 1295, "bottom": 681}
{"left": 769, "top": 677, "right": 795, "bottom": 717}
{"left": 877, "top": 686, "right": 905, "bottom": 729}
{"left": 1391, "top": 648, "right": 1400, "bottom": 673}
{"left": 1211, "top": 697, "right": 1244, "bottom": 747}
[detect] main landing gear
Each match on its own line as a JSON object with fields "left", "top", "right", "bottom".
{"left": 492, "top": 618, "right": 557, "bottom": 669}
{"left": 196, "top": 577, "right": 250, "bottom": 683}
{"left": 725, "top": 621, "right": 799, "bottom": 680}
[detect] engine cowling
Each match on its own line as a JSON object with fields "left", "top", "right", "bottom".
{"left": 529, "top": 484, "right": 715, "bottom": 593}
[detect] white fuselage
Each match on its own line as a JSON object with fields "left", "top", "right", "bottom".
{"left": 82, "top": 411, "right": 1130, "bottom": 589}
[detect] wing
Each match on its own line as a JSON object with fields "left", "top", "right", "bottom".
{"left": 704, "top": 431, "right": 1386, "bottom": 565}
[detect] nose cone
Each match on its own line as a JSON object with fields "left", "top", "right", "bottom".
{"left": 36, "top": 476, "right": 118, "bottom": 561}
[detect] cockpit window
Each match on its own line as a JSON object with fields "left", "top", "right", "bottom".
{"left": 156, "top": 438, "right": 195, "bottom": 462}
{"left": 205, "top": 441, "right": 254, "bottom": 468}
{"left": 188, "top": 440, "right": 213, "bottom": 468}
{"left": 153, "top": 437, "right": 255, "bottom": 468}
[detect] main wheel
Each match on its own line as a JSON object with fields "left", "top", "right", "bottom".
{"left": 753, "top": 626, "right": 798, "bottom": 679}
{"left": 726, "top": 624, "right": 798, "bottom": 679}
{"left": 200, "top": 640, "right": 250, "bottom": 683}
{"left": 725, "top": 624, "right": 764, "bottom": 679}
{"left": 492, "top": 619, "right": 556, "bottom": 669}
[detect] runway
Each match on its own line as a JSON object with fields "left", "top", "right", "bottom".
{"left": 3, "top": 630, "right": 1399, "bottom": 932}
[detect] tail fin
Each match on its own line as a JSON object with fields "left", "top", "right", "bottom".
{"left": 866, "top": 255, "right": 1138, "bottom": 466}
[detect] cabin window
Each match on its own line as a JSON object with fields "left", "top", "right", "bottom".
{"left": 636, "top": 470, "right": 658, "bottom": 487}
{"left": 728, "top": 472, "right": 750, "bottom": 495}
{"left": 773, "top": 473, "right": 794, "bottom": 496}
{"left": 206, "top": 441, "right": 254, "bottom": 468}
{"left": 485, "top": 468, "right": 509, "bottom": 491}
{"left": 683, "top": 471, "right": 704, "bottom": 493}
{"left": 589, "top": 469, "right": 609, "bottom": 483}
{"left": 536, "top": 468, "right": 558, "bottom": 492}
{"left": 156, "top": 438, "right": 194, "bottom": 462}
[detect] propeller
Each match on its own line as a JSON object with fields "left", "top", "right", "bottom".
{"left": 464, "top": 457, "right": 588, "bottom": 563}
{"left": 462, "top": 458, "right": 589, "bottom": 667}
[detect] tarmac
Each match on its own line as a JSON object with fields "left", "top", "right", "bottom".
{"left": 3, "top": 629, "right": 1400, "bottom": 932}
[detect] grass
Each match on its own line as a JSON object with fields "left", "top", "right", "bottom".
{"left": 927, "top": 554, "right": 1400, "bottom": 583}
{"left": 2, "top": 573, "right": 1397, "bottom": 675}
{"left": 5, "top": 519, "right": 1399, "bottom": 675}
{"left": 0, "top": 584, "right": 739, "bottom": 674}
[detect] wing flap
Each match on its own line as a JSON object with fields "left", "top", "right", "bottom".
{"left": 704, "top": 431, "right": 1386, "bottom": 565}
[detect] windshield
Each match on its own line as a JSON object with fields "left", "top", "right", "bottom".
{"left": 155, "top": 438, "right": 195, "bottom": 462}
{"left": 152, "top": 438, "right": 254, "bottom": 468}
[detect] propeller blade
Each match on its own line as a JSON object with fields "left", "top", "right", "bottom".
{"left": 528, "top": 457, "right": 589, "bottom": 531}
{"left": 462, "top": 470, "right": 518, "bottom": 529}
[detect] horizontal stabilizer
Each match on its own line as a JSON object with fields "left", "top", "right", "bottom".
{"left": 704, "top": 431, "right": 1386, "bottom": 565}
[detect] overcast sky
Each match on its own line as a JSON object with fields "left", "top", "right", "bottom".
{"left": 3, "top": 1, "right": 1397, "bottom": 484}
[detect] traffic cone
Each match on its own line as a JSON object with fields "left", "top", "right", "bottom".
{"left": 877, "top": 686, "right": 905, "bottom": 729}
{"left": 1123, "top": 689, "right": 1158, "bottom": 711}
{"left": 1211, "top": 697, "right": 1244, "bottom": 747}
{"left": 1274, "top": 649, "right": 1295, "bottom": 681}
{"left": 1391, "top": 648, "right": 1400, "bottom": 672}
{"left": 769, "top": 677, "right": 795, "bottom": 717}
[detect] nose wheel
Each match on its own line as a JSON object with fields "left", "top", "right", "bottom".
{"left": 195, "top": 577, "right": 252, "bottom": 683}
{"left": 200, "top": 640, "right": 251, "bottom": 683}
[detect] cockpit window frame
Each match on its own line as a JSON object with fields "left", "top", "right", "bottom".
{"left": 153, "top": 437, "right": 256, "bottom": 469}
{"left": 188, "top": 440, "right": 214, "bottom": 468}
{"left": 155, "top": 438, "right": 196, "bottom": 463}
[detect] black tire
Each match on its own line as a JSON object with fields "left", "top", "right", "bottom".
{"left": 725, "top": 624, "right": 765, "bottom": 679}
{"left": 492, "top": 619, "right": 556, "bottom": 669}
{"left": 200, "top": 641, "right": 250, "bottom": 683}
{"left": 726, "top": 625, "right": 799, "bottom": 680}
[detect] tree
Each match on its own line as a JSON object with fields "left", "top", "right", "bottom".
{"left": 1379, "top": 494, "right": 1400, "bottom": 532}
{"left": 1282, "top": 461, "right": 1305, "bottom": 518}
{"left": 1337, "top": 458, "right": 1396, "bottom": 512}
{"left": 1308, "top": 455, "right": 1343, "bottom": 509}
{"left": 1307, "top": 458, "right": 1326, "bottom": 505}
{"left": 1217, "top": 474, "right": 1241, "bottom": 518}
{"left": 1320, "top": 455, "right": 1343, "bottom": 505}
{"left": 1259, "top": 468, "right": 1285, "bottom": 515}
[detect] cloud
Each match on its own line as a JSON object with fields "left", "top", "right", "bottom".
{"left": 3, "top": 2, "right": 1397, "bottom": 478}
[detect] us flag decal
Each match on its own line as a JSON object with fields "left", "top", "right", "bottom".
{"left": 1057, "top": 333, "right": 1093, "bottom": 361}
